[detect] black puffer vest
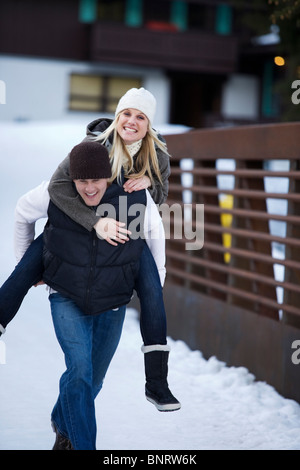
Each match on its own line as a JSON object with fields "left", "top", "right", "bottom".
{"left": 42, "top": 181, "right": 146, "bottom": 315}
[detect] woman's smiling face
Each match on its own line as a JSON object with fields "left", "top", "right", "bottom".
{"left": 116, "top": 108, "right": 149, "bottom": 145}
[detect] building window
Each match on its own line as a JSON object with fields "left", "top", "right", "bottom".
{"left": 144, "top": 0, "right": 171, "bottom": 25}
{"left": 69, "top": 74, "right": 142, "bottom": 113}
{"left": 97, "top": 0, "right": 125, "bottom": 23}
{"left": 188, "top": 4, "right": 215, "bottom": 32}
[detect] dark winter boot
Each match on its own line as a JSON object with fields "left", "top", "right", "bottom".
{"left": 52, "top": 422, "right": 74, "bottom": 450}
{"left": 142, "top": 344, "right": 181, "bottom": 412}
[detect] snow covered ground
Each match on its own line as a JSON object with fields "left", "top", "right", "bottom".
{"left": 1, "top": 119, "right": 300, "bottom": 451}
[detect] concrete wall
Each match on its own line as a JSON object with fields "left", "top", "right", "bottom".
{"left": 0, "top": 55, "right": 170, "bottom": 125}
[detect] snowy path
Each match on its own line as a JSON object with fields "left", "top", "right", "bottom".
{"left": 0, "top": 120, "right": 300, "bottom": 450}
{"left": 1, "top": 295, "right": 300, "bottom": 451}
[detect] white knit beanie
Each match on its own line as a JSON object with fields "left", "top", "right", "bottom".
{"left": 115, "top": 87, "right": 156, "bottom": 124}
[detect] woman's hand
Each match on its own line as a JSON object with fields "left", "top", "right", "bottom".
{"left": 94, "top": 218, "right": 131, "bottom": 246}
{"left": 123, "top": 175, "right": 151, "bottom": 193}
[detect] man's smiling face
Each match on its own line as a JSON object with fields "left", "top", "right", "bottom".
{"left": 74, "top": 178, "right": 108, "bottom": 206}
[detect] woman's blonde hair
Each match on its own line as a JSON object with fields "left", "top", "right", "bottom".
{"left": 94, "top": 114, "right": 169, "bottom": 185}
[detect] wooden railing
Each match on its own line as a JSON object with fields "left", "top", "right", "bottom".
{"left": 164, "top": 123, "right": 300, "bottom": 327}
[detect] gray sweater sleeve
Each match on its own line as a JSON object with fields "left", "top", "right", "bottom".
{"left": 148, "top": 148, "right": 170, "bottom": 205}
{"left": 48, "top": 155, "right": 99, "bottom": 231}
{"left": 48, "top": 143, "right": 170, "bottom": 231}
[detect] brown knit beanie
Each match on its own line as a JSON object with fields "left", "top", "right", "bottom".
{"left": 69, "top": 141, "right": 112, "bottom": 180}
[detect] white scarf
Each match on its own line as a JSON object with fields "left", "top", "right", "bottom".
{"left": 126, "top": 139, "right": 142, "bottom": 158}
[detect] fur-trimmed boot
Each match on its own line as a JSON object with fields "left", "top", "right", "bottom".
{"left": 52, "top": 422, "right": 74, "bottom": 450}
{"left": 142, "top": 344, "right": 181, "bottom": 412}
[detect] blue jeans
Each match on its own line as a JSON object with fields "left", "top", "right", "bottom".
{"left": 134, "top": 243, "right": 167, "bottom": 345}
{"left": 0, "top": 234, "right": 44, "bottom": 329}
{"left": 50, "top": 293, "right": 126, "bottom": 450}
{"left": 0, "top": 236, "right": 167, "bottom": 346}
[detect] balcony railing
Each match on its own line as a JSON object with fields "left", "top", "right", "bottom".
{"left": 90, "top": 22, "right": 238, "bottom": 74}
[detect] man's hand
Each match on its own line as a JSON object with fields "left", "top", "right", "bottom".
{"left": 123, "top": 175, "right": 151, "bottom": 193}
{"left": 94, "top": 218, "right": 131, "bottom": 246}
{"left": 34, "top": 281, "right": 45, "bottom": 287}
